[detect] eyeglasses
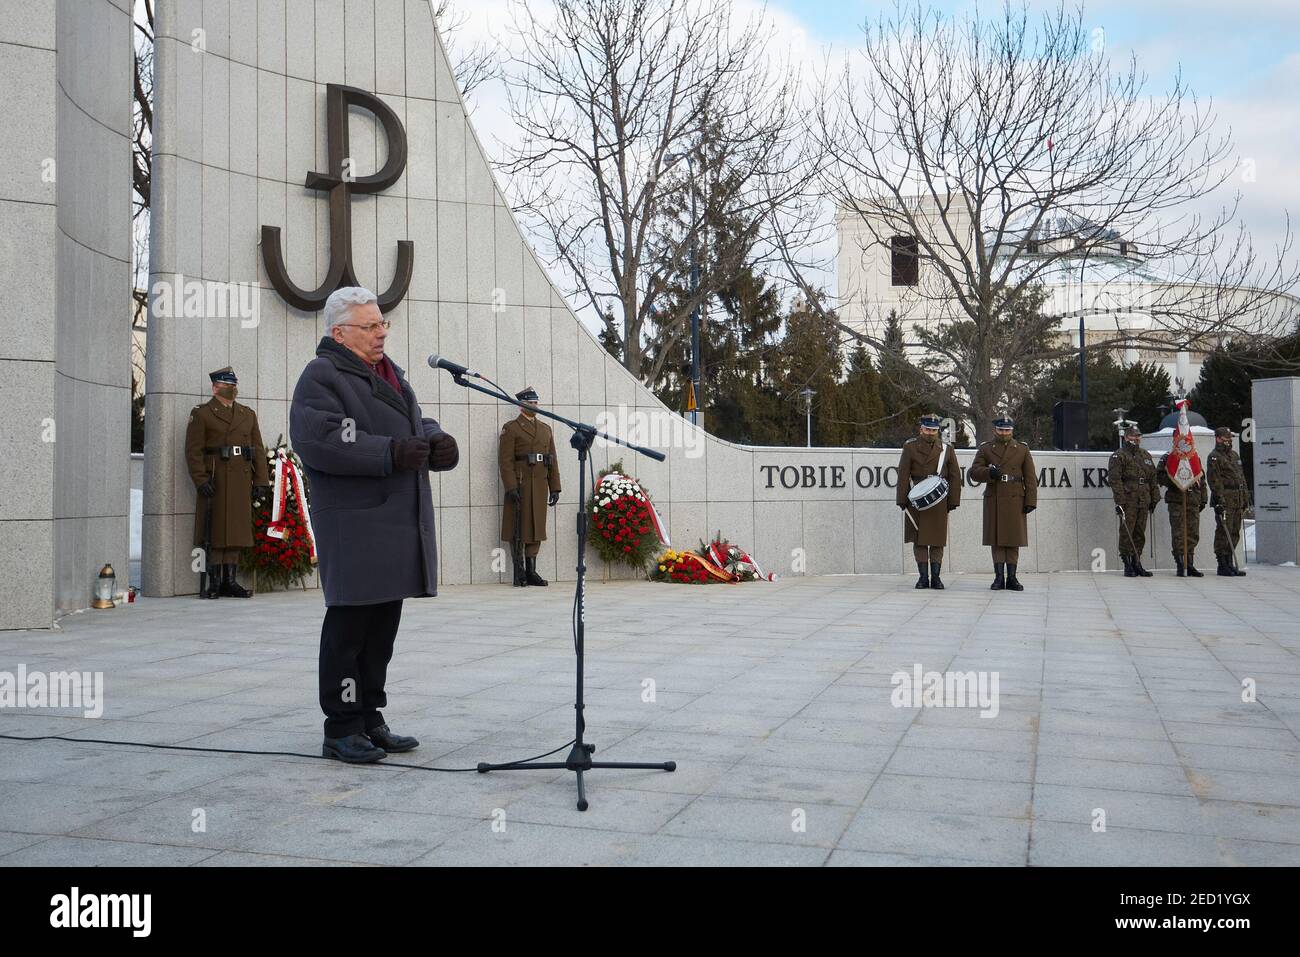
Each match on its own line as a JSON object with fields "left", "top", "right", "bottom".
{"left": 338, "top": 320, "right": 391, "bottom": 333}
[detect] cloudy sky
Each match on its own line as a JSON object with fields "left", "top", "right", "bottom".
{"left": 448, "top": 0, "right": 1299, "bottom": 325}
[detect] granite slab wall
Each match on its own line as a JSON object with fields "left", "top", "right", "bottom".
{"left": 0, "top": 0, "right": 132, "bottom": 629}
{"left": 1252, "top": 377, "right": 1299, "bottom": 564}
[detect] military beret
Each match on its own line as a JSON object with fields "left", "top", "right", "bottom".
{"left": 209, "top": 366, "right": 238, "bottom": 384}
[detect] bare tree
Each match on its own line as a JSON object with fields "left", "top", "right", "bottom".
{"left": 432, "top": 0, "right": 500, "bottom": 99}
{"left": 800, "top": 1, "right": 1298, "bottom": 440}
{"left": 132, "top": 0, "right": 154, "bottom": 321}
{"left": 497, "top": 0, "right": 810, "bottom": 384}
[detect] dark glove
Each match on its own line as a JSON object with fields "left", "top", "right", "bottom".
{"left": 506, "top": 487, "right": 521, "bottom": 502}
{"left": 392, "top": 437, "right": 431, "bottom": 471}
{"left": 1114, "top": 504, "right": 1123, "bottom": 516}
{"left": 253, "top": 484, "right": 271, "bottom": 503}
{"left": 548, "top": 491, "right": 560, "bottom": 506}
{"left": 1022, "top": 505, "right": 1035, "bottom": 514}
{"left": 428, "top": 433, "right": 459, "bottom": 471}
{"left": 988, "top": 464, "right": 1001, "bottom": 480}
{"left": 198, "top": 481, "right": 215, "bottom": 498}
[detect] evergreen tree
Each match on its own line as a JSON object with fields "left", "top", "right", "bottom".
{"left": 1019, "top": 353, "right": 1169, "bottom": 450}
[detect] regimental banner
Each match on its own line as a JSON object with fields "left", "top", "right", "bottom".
{"left": 1164, "top": 398, "right": 1204, "bottom": 492}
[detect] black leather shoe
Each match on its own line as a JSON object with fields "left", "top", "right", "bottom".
{"left": 219, "top": 563, "right": 252, "bottom": 598}
{"left": 525, "top": 557, "right": 548, "bottom": 587}
{"left": 1122, "top": 555, "right": 1135, "bottom": 577}
{"left": 1186, "top": 563, "right": 1204, "bottom": 578}
{"left": 929, "top": 562, "right": 944, "bottom": 589}
{"left": 1133, "top": 560, "right": 1153, "bottom": 578}
{"left": 323, "top": 733, "right": 386, "bottom": 763}
{"left": 1005, "top": 564, "right": 1024, "bottom": 591}
{"left": 202, "top": 569, "right": 220, "bottom": 599}
{"left": 366, "top": 723, "right": 419, "bottom": 753}
{"left": 914, "top": 561, "right": 929, "bottom": 589}
{"left": 991, "top": 563, "right": 1005, "bottom": 590}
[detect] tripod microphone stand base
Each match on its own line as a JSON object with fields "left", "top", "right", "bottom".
{"left": 477, "top": 743, "right": 676, "bottom": 812}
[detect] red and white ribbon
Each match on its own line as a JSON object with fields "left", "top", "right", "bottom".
{"left": 267, "top": 450, "right": 317, "bottom": 562}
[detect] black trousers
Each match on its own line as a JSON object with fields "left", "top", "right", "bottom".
{"left": 319, "top": 599, "right": 403, "bottom": 738}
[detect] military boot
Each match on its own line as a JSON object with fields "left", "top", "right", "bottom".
{"left": 1175, "top": 558, "right": 1185, "bottom": 577}
{"left": 1122, "top": 555, "right": 1136, "bottom": 578}
{"left": 990, "top": 563, "right": 1005, "bottom": 590}
{"left": 202, "top": 567, "right": 220, "bottom": 599}
{"left": 1133, "top": 558, "right": 1153, "bottom": 577}
{"left": 1005, "top": 565, "right": 1024, "bottom": 591}
{"left": 525, "top": 556, "right": 548, "bottom": 587}
{"left": 219, "top": 563, "right": 252, "bottom": 598}
{"left": 1186, "top": 559, "right": 1204, "bottom": 577}
{"left": 929, "top": 562, "right": 944, "bottom": 590}
{"left": 511, "top": 545, "right": 526, "bottom": 587}
{"left": 1216, "top": 556, "right": 1233, "bottom": 576}
{"left": 914, "top": 562, "right": 930, "bottom": 589}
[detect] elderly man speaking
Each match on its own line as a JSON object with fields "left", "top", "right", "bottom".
{"left": 290, "top": 287, "right": 459, "bottom": 763}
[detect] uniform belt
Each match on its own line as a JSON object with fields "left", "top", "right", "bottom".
{"left": 204, "top": 445, "right": 254, "bottom": 458}
{"left": 998, "top": 473, "right": 1024, "bottom": 483}
{"left": 515, "top": 453, "right": 552, "bottom": 465}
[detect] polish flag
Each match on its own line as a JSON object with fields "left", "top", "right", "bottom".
{"left": 1164, "top": 398, "right": 1203, "bottom": 491}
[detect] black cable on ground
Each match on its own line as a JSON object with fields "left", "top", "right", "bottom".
{"left": 0, "top": 733, "right": 575, "bottom": 773}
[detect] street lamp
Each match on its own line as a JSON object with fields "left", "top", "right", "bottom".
{"left": 664, "top": 151, "right": 702, "bottom": 428}
{"left": 801, "top": 387, "right": 816, "bottom": 447}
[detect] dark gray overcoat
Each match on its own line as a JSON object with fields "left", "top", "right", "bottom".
{"left": 289, "top": 337, "right": 456, "bottom": 606}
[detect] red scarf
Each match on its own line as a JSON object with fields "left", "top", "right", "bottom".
{"left": 369, "top": 354, "right": 401, "bottom": 394}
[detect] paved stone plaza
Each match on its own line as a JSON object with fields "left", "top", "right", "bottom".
{"left": 1, "top": 569, "right": 1298, "bottom": 866}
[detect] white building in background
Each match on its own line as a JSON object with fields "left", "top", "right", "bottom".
{"left": 836, "top": 198, "right": 1296, "bottom": 392}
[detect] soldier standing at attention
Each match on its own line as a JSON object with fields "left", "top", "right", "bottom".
{"left": 896, "top": 413, "right": 961, "bottom": 590}
{"left": 1108, "top": 425, "right": 1159, "bottom": 578}
{"left": 185, "top": 367, "right": 270, "bottom": 598}
{"left": 1156, "top": 448, "right": 1207, "bottom": 577}
{"left": 1207, "top": 426, "right": 1249, "bottom": 577}
{"left": 969, "top": 416, "right": 1038, "bottom": 591}
{"left": 499, "top": 386, "right": 561, "bottom": 586}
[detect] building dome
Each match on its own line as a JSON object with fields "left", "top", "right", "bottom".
{"left": 1158, "top": 408, "right": 1207, "bottom": 430}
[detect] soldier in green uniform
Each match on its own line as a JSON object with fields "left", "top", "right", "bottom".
{"left": 1108, "top": 424, "right": 1159, "bottom": 577}
{"left": 969, "top": 416, "right": 1038, "bottom": 591}
{"left": 185, "top": 367, "right": 270, "bottom": 598}
{"left": 499, "top": 386, "right": 561, "bottom": 586}
{"left": 896, "top": 413, "right": 961, "bottom": 589}
{"left": 1156, "top": 449, "right": 1207, "bottom": 577}
{"left": 1207, "top": 425, "right": 1249, "bottom": 577}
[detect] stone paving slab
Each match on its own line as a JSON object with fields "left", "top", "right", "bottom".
{"left": 1, "top": 569, "right": 1299, "bottom": 866}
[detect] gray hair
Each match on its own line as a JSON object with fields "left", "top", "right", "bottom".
{"left": 323, "top": 286, "right": 378, "bottom": 332}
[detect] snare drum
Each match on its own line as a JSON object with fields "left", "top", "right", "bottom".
{"left": 907, "top": 474, "right": 950, "bottom": 511}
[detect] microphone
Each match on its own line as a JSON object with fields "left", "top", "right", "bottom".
{"left": 427, "top": 354, "right": 476, "bottom": 378}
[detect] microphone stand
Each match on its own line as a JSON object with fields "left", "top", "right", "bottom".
{"left": 439, "top": 368, "right": 676, "bottom": 811}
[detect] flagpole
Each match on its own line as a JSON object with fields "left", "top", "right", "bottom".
{"left": 1181, "top": 487, "right": 1188, "bottom": 571}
